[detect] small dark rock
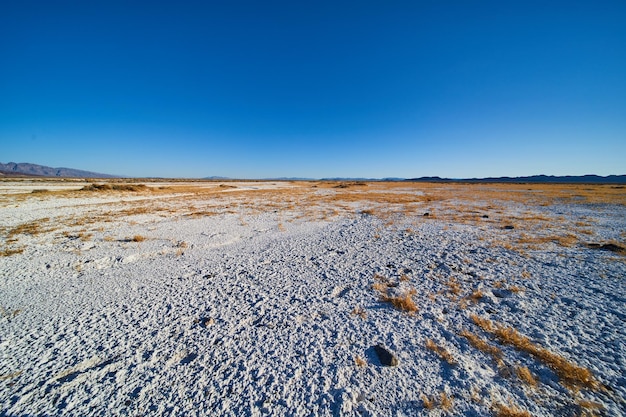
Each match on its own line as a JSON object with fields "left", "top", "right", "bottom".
{"left": 503, "top": 225, "right": 515, "bottom": 230}
{"left": 423, "top": 212, "right": 430, "bottom": 217}
{"left": 482, "top": 215, "right": 489, "bottom": 219}
{"left": 199, "top": 317, "right": 215, "bottom": 327}
{"left": 373, "top": 344, "right": 399, "bottom": 367}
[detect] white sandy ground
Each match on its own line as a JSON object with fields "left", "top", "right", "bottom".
{"left": 1, "top": 181, "right": 625, "bottom": 416}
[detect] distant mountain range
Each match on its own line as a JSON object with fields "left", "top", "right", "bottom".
{"left": 0, "top": 162, "right": 117, "bottom": 178}
{"left": 406, "top": 175, "right": 626, "bottom": 184}
{"left": 2, "top": 162, "right": 624, "bottom": 183}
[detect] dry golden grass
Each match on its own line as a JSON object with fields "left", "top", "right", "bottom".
{"left": 131, "top": 235, "right": 146, "bottom": 242}
{"left": 467, "top": 289, "right": 484, "bottom": 302}
{"left": 471, "top": 315, "right": 600, "bottom": 391}
{"left": 425, "top": 339, "right": 457, "bottom": 366}
{"left": 354, "top": 356, "right": 367, "bottom": 367}
{"left": 459, "top": 330, "right": 505, "bottom": 368}
{"left": 508, "top": 286, "right": 524, "bottom": 293}
{"left": 371, "top": 282, "right": 389, "bottom": 294}
{"left": 515, "top": 366, "right": 538, "bottom": 387}
{"left": 492, "top": 402, "right": 532, "bottom": 417}
{"left": 351, "top": 305, "right": 367, "bottom": 319}
{"left": 421, "top": 394, "right": 435, "bottom": 410}
{"left": 0, "top": 247, "right": 24, "bottom": 257}
{"left": 6, "top": 218, "right": 50, "bottom": 239}
{"left": 420, "top": 392, "right": 453, "bottom": 411}
{"left": 446, "top": 278, "right": 462, "bottom": 296}
{"left": 372, "top": 275, "right": 418, "bottom": 311}
{"left": 439, "top": 392, "right": 453, "bottom": 411}
{"left": 380, "top": 289, "right": 419, "bottom": 313}
{"left": 517, "top": 233, "right": 579, "bottom": 248}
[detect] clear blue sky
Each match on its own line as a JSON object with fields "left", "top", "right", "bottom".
{"left": 1, "top": 1, "right": 625, "bottom": 178}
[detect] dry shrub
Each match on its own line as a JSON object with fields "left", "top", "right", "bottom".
{"left": 400, "top": 273, "right": 410, "bottom": 282}
{"left": 421, "top": 392, "right": 453, "bottom": 411}
{"left": 351, "top": 306, "right": 367, "bottom": 319}
{"left": 354, "top": 356, "right": 367, "bottom": 367}
{"left": 421, "top": 394, "right": 435, "bottom": 410}
{"left": 81, "top": 183, "right": 147, "bottom": 192}
{"left": 440, "top": 392, "right": 453, "bottom": 411}
{"left": 508, "top": 286, "right": 524, "bottom": 293}
{"left": 446, "top": 278, "right": 462, "bottom": 296}
{"left": 131, "top": 235, "right": 146, "bottom": 242}
{"left": 515, "top": 366, "right": 538, "bottom": 387}
{"left": 459, "top": 330, "right": 504, "bottom": 368}
{"left": 381, "top": 289, "right": 418, "bottom": 313}
{"left": 493, "top": 402, "right": 532, "bottom": 417}
{"left": 425, "top": 339, "right": 457, "bottom": 365}
{"left": 467, "top": 289, "right": 484, "bottom": 303}
{"left": 471, "top": 315, "right": 600, "bottom": 390}
{"left": 493, "top": 280, "right": 505, "bottom": 289}
{"left": 371, "top": 282, "right": 389, "bottom": 294}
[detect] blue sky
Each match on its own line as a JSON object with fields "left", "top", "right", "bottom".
{"left": 1, "top": 1, "right": 625, "bottom": 178}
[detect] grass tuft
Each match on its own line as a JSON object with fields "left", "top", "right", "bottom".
{"left": 459, "top": 330, "right": 504, "bottom": 368}
{"left": 131, "top": 235, "right": 146, "bottom": 242}
{"left": 471, "top": 315, "right": 600, "bottom": 391}
{"left": 381, "top": 289, "right": 418, "bottom": 313}
{"left": 1, "top": 247, "right": 25, "bottom": 257}
{"left": 351, "top": 305, "right": 367, "bottom": 319}
{"left": 354, "top": 356, "right": 367, "bottom": 367}
{"left": 440, "top": 392, "right": 453, "bottom": 411}
{"left": 515, "top": 366, "right": 538, "bottom": 387}
{"left": 493, "top": 402, "right": 532, "bottom": 417}
{"left": 425, "top": 339, "right": 457, "bottom": 366}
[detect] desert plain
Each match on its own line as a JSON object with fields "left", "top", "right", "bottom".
{"left": 1, "top": 179, "right": 625, "bottom": 416}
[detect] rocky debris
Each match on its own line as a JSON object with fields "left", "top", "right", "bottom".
{"left": 587, "top": 243, "right": 625, "bottom": 254}
{"left": 197, "top": 317, "right": 215, "bottom": 327}
{"left": 503, "top": 225, "right": 515, "bottom": 230}
{"left": 373, "top": 344, "right": 398, "bottom": 367}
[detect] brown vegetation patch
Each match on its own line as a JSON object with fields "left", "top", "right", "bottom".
{"left": 515, "top": 366, "right": 538, "bottom": 387}
{"left": 354, "top": 356, "right": 367, "bottom": 367}
{"left": 459, "top": 330, "right": 505, "bottom": 368}
{"left": 425, "top": 339, "right": 457, "bottom": 365}
{"left": 351, "top": 306, "right": 367, "bottom": 319}
{"left": 421, "top": 392, "right": 454, "bottom": 411}
{"left": 492, "top": 402, "right": 532, "bottom": 417}
{"left": 471, "top": 315, "right": 600, "bottom": 390}
{"left": 0, "top": 247, "right": 25, "bottom": 257}
{"left": 380, "top": 290, "right": 419, "bottom": 313}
